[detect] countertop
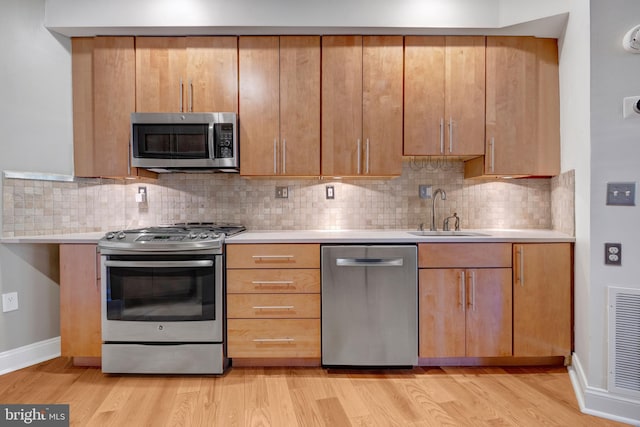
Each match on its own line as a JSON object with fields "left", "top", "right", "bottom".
{"left": 1, "top": 229, "right": 574, "bottom": 245}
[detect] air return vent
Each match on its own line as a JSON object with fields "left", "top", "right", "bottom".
{"left": 608, "top": 286, "right": 640, "bottom": 397}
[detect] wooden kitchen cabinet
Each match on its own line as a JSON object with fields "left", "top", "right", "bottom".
{"left": 321, "top": 36, "right": 403, "bottom": 177}
{"left": 72, "top": 37, "right": 155, "bottom": 179}
{"left": 513, "top": 243, "right": 572, "bottom": 358}
{"left": 404, "top": 36, "right": 485, "bottom": 157}
{"left": 135, "top": 37, "right": 238, "bottom": 113}
{"left": 418, "top": 243, "right": 512, "bottom": 358}
{"left": 59, "top": 244, "right": 101, "bottom": 359}
{"left": 226, "top": 244, "right": 321, "bottom": 361}
{"left": 239, "top": 36, "right": 320, "bottom": 176}
{"left": 465, "top": 36, "right": 560, "bottom": 178}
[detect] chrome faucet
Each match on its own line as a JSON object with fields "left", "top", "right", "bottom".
{"left": 431, "top": 188, "right": 446, "bottom": 231}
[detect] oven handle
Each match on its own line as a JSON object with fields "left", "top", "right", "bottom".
{"left": 103, "top": 260, "right": 214, "bottom": 268}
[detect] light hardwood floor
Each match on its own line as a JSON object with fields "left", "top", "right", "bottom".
{"left": 0, "top": 358, "right": 629, "bottom": 426}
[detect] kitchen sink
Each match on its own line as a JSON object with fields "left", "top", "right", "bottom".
{"left": 407, "top": 230, "right": 489, "bottom": 237}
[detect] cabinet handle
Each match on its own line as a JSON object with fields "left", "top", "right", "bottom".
{"left": 179, "top": 77, "right": 184, "bottom": 112}
{"left": 252, "top": 255, "right": 295, "bottom": 260}
{"left": 517, "top": 245, "right": 525, "bottom": 287}
{"left": 489, "top": 137, "right": 495, "bottom": 173}
{"left": 188, "top": 78, "right": 193, "bottom": 112}
{"left": 282, "top": 139, "right": 287, "bottom": 175}
{"left": 440, "top": 118, "right": 444, "bottom": 154}
{"left": 449, "top": 117, "right": 454, "bottom": 153}
{"left": 365, "top": 139, "right": 370, "bottom": 174}
{"left": 252, "top": 338, "right": 295, "bottom": 343}
{"left": 460, "top": 270, "right": 466, "bottom": 311}
{"left": 469, "top": 270, "right": 476, "bottom": 311}
{"left": 251, "top": 280, "right": 294, "bottom": 286}
{"left": 356, "top": 139, "right": 362, "bottom": 174}
{"left": 273, "top": 138, "right": 278, "bottom": 174}
{"left": 252, "top": 306, "right": 295, "bottom": 310}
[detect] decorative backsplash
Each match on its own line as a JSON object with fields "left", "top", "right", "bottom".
{"left": 1, "top": 161, "right": 575, "bottom": 237}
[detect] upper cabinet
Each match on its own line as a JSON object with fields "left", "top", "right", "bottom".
{"left": 135, "top": 37, "right": 238, "bottom": 113}
{"left": 72, "top": 37, "right": 155, "bottom": 179}
{"left": 322, "top": 36, "right": 403, "bottom": 177}
{"left": 404, "top": 36, "right": 485, "bottom": 157}
{"left": 465, "top": 37, "right": 560, "bottom": 178}
{"left": 239, "top": 36, "right": 320, "bottom": 176}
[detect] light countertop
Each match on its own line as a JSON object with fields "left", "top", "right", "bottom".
{"left": 1, "top": 229, "right": 574, "bottom": 245}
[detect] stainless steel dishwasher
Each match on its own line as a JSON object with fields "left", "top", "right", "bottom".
{"left": 321, "top": 245, "right": 418, "bottom": 367}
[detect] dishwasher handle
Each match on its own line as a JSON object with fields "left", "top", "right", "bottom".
{"left": 336, "top": 258, "right": 404, "bottom": 267}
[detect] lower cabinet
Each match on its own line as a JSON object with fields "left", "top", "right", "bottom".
{"left": 419, "top": 268, "right": 512, "bottom": 358}
{"left": 418, "top": 243, "right": 513, "bottom": 358}
{"left": 226, "top": 244, "right": 321, "bottom": 360}
{"left": 513, "top": 243, "right": 572, "bottom": 358}
{"left": 60, "top": 244, "right": 102, "bottom": 358}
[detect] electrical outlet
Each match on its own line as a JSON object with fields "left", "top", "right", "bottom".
{"left": 605, "top": 243, "right": 622, "bottom": 266}
{"left": 2, "top": 292, "right": 19, "bottom": 313}
{"left": 275, "top": 186, "right": 288, "bottom": 199}
{"left": 419, "top": 185, "right": 432, "bottom": 199}
{"left": 136, "top": 186, "right": 147, "bottom": 203}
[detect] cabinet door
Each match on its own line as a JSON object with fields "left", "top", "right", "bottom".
{"left": 60, "top": 244, "right": 101, "bottom": 358}
{"left": 465, "top": 269, "right": 512, "bottom": 357}
{"left": 362, "top": 36, "right": 403, "bottom": 176}
{"left": 404, "top": 36, "right": 484, "bottom": 157}
{"left": 92, "top": 37, "right": 140, "bottom": 178}
{"left": 185, "top": 36, "right": 238, "bottom": 113}
{"left": 279, "top": 36, "right": 321, "bottom": 176}
{"left": 404, "top": 36, "right": 446, "bottom": 156}
{"left": 481, "top": 37, "right": 560, "bottom": 176}
{"left": 444, "top": 36, "right": 485, "bottom": 156}
{"left": 72, "top": 38, "right": 95, "bottom": 178}
{"left": 239, "top": 36, "right": 281, "bottom": 176}
{"left": 321, "top": 35, "right": 363, "bottom": 176}
{"left": 419, "top": 269, "right": 466, "bottom": 357}
{"left": 135, "top": 37, "right": 187, "bottom": 112}
{"left": 513, "top": 244, "right": 571, "bottom": 357}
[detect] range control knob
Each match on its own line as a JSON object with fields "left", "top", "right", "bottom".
{"left": 105, "top": 232, "right": 115, "bottom": 239}
{"left": 189, "top": 232, "right": 198, "bottom": 239}
{"left": 117, "top": 231, "right": 126, "bottom": 240}
{"left": 199, "top": 232, "right": 209, "bottom": 239}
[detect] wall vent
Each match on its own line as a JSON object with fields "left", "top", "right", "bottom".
{"left": 608, "top": 286, "right": 640, "bottom": 397}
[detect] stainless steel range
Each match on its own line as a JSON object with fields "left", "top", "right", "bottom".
{"left": 98, "top": 222, "right": 245, "bottom": 374}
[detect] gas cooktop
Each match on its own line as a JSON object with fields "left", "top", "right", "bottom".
{"left": 98, "top": 222, "right": 245, "bottom": 252}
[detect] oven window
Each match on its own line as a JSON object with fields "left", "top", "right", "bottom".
{"left": 133, "top": 124, "right": 210, "bottom": 159}
{"left": 106, "top": 263, "right": 216, "bottom": 321}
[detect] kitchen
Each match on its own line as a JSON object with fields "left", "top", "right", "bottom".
{"left": 0, "top": 0, "right": 639, "bottom": 425}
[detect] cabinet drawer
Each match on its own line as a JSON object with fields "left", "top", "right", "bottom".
{"left": 227, "top": 319, "right": 321, "bottom": 358}
{"left": 227, "top": 269, "right": 320, "bottom": 293}
{"left": 227, "top": 244, "right": 320, "bottom": 269}
{"left": 227, "top": 294, "right": 320, "bottom": 319}
{"left": 418, "top": 243, "right": 512, "bottom": 268}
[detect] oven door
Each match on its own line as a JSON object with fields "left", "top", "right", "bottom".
{"left": 101, "top": 254, "right": 223, "bottom": 343}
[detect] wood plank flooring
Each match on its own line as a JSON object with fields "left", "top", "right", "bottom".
{"left": 0, "top": 357, "right": 629, "bottom": 426}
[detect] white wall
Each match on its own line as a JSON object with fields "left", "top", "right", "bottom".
{"left": 0, "top": 0, "right": 72, "bottom": 354}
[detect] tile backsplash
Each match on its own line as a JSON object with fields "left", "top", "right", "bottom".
{"left": 2, "top": 161, "right": 575, "bottom": 237}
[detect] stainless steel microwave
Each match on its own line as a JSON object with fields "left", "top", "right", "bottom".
{"left": 130, "top": 112, "right": 239, "bottom": 172}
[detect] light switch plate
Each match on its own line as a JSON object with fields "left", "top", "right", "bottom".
{"left": 2, "top": 292, "right": 18, "bottom": 312}
{"left": 606, "top": 182, "right": 636, "bottom": 206}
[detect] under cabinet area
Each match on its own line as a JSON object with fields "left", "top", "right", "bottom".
{"left": 226, "top": 244, "right": 321, "bottom": 363}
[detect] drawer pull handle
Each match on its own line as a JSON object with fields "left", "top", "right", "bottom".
{"left": 252, "top": 338, "right": 295, "bottom": 343}
{"left": 252, "top": 306, "right": 295, "bottom": 310}
{"left": 251, "top": 281, "right": 294, "bottom": 286}
{"left": 251, "top": 255, "right": 295, "bottom": 259}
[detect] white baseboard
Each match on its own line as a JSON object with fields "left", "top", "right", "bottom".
{"left": 569, "top": 353, "right": 640, "bottom": 426}
{"left": 0, "top": 337, "right": 61, "bottom": 376}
